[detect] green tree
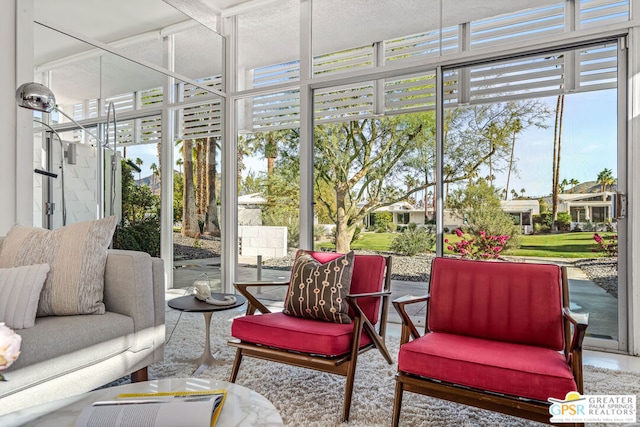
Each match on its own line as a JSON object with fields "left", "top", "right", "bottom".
{"left": 113, "top": 160, "right": 160, "bottom": 256}
{"left": 597, "top": 168, "right": 615, "bottom": 192}
{"left": 134, "top": 157, "right": 143, "bottom": 182}
{"left": 241, "top": 171, "right": 264, "bottom": 195}
{"left": 261, "top": 157, "right": 301, "bottom": 248}
{"left": 310, "top": 100, "right": 548, "bottom": 253}
{"left": 569, "top": 178, "right": 579, "bottom": 192}
{"left": 448, "top": 179, "right": 521, "bottom": 251}
{"left": 150, "top": 162, "right": 158, "bottom": 192}
{"left": 504, "top": 118, "right": 523, "bottom": 200}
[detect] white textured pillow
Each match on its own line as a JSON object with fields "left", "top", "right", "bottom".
{"left": 0, "top": 217, "right": 117, "bottom": 316}
{"left": 0, "top": 264, "right": 50, "bottom": 329}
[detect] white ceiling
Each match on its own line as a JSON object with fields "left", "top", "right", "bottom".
{"left": 33, "top": 0, "right": 561, "bottom": 105}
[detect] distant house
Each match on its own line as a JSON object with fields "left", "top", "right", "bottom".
{"left": 501, "top": 199, "right": 540, "bottom": 234}
{"left": 242, "top": 184, "right": 616, "bottom": 233}
{"left": 558, "top": 191, "right": 615, "bottom": 224}
{"left": 364, "top": 202, "right": 425, "bottom": 229}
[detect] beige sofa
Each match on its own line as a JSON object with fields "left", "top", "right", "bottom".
{"left": 0, "top": 238, "right": 165, "bottom": 415}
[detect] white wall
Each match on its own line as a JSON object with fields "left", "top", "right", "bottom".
{"left": 0, "top": 1, "right": 17, "bottom": 235}
{"left": 0, "top": 0, "right": 34, "bottom": 235}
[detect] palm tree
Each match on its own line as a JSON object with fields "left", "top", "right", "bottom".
{"left": 204, "top": 137, "right": 221, "bottom": 236}
{"left": 504, "top": 118, "right": 522, "bottom": 200}
{"left": 511, "top": 189, "right": 519, "bottom": 199}
{"left": 150, "top": 163, "right": 158, "bottom": 193}
{"left": 551, "top": 92, "right": 565, "bottom": 228}
{"left": 597, "top": 168, "right": 615, "bottom": 192}
{"left": 520, "top": 188, "right": 526, "bottom": 198}
{"left": 135, "top": 157, "right": 143, "bottom": 182}
{"left": 560, "top": 178, "right": 569, "bottom": 194}
{"left": 569, "top": 178, "right": 579, "bottom": 193}
{"left": 176, "top": 157, "right": 183, "bottom": 174}
{"left": 181, "top": 139, "right": 199, "bottom": 237}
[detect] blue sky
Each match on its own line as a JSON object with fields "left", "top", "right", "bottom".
{"left": 493, "top": 89, "right": 617, "bottom": 198}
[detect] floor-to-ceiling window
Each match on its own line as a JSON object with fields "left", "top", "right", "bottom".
{"left": 443, "top": 41, "right": 623, "bottom": 348}
{"left": 225, "top": 0, "right": 630, "bottom": 352}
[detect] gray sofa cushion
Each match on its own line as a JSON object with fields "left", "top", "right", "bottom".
{"left": 10, "top": 312, "right": 133, "bottom": 371}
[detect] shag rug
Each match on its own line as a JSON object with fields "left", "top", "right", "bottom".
{"left": 140, "top": 306, "right": 639, "bottom": 427}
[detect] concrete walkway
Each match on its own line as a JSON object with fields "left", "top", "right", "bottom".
{"left": 172, "top": 256, "right": 619, "bottom": 340}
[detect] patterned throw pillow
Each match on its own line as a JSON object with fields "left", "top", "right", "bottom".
{"left": 284, "top": 250, "right": 355, "bottom": 324}
{"left": 0, "top": 217, "right": 117, "bottom": 316}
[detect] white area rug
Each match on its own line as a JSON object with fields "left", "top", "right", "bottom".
{"left": 148, "top": 306, "right": 640, "bottom": 427}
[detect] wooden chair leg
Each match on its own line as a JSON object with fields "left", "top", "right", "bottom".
{"left": 392, "top": 377, "right": 403, "bottom": 427}
{"left": 130, "top": 367, "right": 148, "bottom": 382}
{"left": 229, "top": 348, "right": 243, "bottom": 383}
{"left": 342, "top": 358, "right": 359, "bottom": 422}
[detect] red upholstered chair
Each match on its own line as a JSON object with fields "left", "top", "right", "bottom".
{"left": 228, "top": 251, "right": 393, "bottom": 422}
{"left": 392, "top": 257, "right": 589, "bottom": 427}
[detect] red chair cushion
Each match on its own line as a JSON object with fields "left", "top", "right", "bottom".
{"left": 231, "top": 312, "right": 372, "bottom": 356}
{"left": 428, "top": 257, "right": 565, "bottom": 350}
{"left": 398, "top": 332, "right": 577, "bottom": 402}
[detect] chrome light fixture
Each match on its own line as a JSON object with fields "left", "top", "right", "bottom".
{"left": 16, "top": 82, "right": 119, "bottom": 226}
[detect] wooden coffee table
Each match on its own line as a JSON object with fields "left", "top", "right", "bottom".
{"left": 0, "top": 378, "right": 283, "bottom": 426}
{"left": 168, "top": 293, "right": 246, "bottom": 376}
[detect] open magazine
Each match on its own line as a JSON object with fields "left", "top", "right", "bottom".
{"left": 74, "top": 390, "right": 226, "bottom": 427}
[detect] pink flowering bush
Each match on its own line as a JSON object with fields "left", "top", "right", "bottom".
{"left": 445, "top": 228, "right": 510, "bottom": 260}
{"left": 593, "top": 233, "right": 618, "bottom": 257}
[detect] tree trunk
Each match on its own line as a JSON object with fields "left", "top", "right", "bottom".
{"left": 551, "top": 93, "right": 565, "bottom": 229}
{"left": 334, "top": 186, "right": 353, "bottom": 253}
{"left": 196, "top": 139, "right": 206, "bottom": 215}
{"left": 182, "top": 139, "right": 199, "bottom": 237}
{"left": 267, "top": 156, "right": 275, "bottom": 178}
{"left": 156, "top": 142, "right": 162, "bottom": 188}
{"left": 505, "top": 132, "right": 516, "bottom": 200}
{"left": 204, "top": 137, "right": 220, "bottom": 236}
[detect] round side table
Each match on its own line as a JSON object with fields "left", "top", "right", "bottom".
{"left": 168, "top": 293, "right": 246, "bottom": 376}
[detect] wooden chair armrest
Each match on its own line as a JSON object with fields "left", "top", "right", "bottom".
{"left": 234, "top": 281, "right": 290, "bottom": 315}
{"left": 392, "top": 294, "right": 430, "bottom": 344}
{"left": 563, "top": 308, "right": 589, "bottom": 392}
{"left": 347, "top": 290, "right": 392, "bottom": 299}
{"left": 234, "top": 281, "right": 290, "bottom": 288}
{"left": 563, "top": 308, "right": 589, "bottom": 352}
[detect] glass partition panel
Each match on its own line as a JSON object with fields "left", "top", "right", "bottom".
{"left": 312, "top": 73, "right": 437, "bottom": 326}
{"left": 445, "top": 43, "right": 620, "bottom": 343}
{"left": 234, "top": 92, "right": 300, "bottom": 305}
{"left": 33, "top": 20, "right": 225, "bottom": 292}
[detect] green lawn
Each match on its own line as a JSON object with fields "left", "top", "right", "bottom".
{"left": 506, "top": 232, "right": 614, "bottom": 258}
{"left": 316, "top": 231, "right": 614, "bottom": 258}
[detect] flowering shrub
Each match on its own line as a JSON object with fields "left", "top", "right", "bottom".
{"left": 593, "top": 233, "right": 618, "bottom": 257}
{"left": 445, "top": 229, "right": 510, "bottom": 260}
{"left": 0, "top": 323, "right": 21, "bottom": 381}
